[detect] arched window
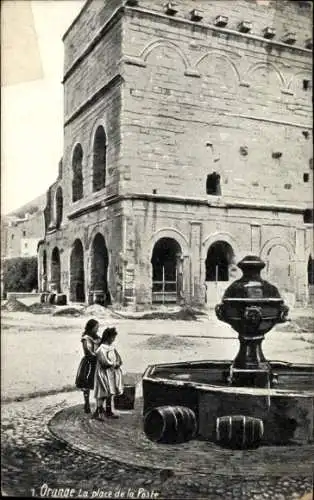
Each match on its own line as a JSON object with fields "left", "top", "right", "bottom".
{"left": 72, "top": 144, "right": 83, "bottom": 202}
{"left": 55, "top": 187, "right": 63, "bottom": 229}
{"left": 205, "top": 241, "right": 234, "bottom": 281}
{"left": 151, "top": 237, "right": 182, "bottom": 304}
{"left": 92, "top": 126, "right": 107, "bottom": 192}
{"left": 51, "top": 247, "right": 61, "bottom": 293}
{"left": 90, "top": 233, "right": 110, "bottom": 306}
{"left": 70, "top": 239, "right": 85, "bottom": 302}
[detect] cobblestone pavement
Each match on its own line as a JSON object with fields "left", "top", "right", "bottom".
{"left": 1, "top": 391, "right": 313, "bottom": 499}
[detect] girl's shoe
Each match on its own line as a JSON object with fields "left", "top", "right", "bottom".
{"left": 84, "top": 403, "right": 91, "bottom": 414}
{"left": 91, "top": 407, "right": 104, "bottom": 420}
{"left": 105, "top": 410, "right": 119, "bottom": 419}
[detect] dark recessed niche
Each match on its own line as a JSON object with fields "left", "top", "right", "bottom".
{"left": 303, "top": 173, "right": 310, "bottom": 182}
{"left": 240, "top": 146, "right": 248, "bottom": 156}
{"left": 272, "top": 151, "right": 282, "bottom": 159}
{"left": 206, "top": 172, "right": 221, "bottom": 195}
{"left": 284, "top": 183, "right": 292, "bottom": 189}
{"left": 310, "top": 158, "right": 313, "bottom": 170}
{"left": 304, "top": 209, "right": 314, "bottom": 224}
{"left": 302, "top": 131, "right": 310, "bottom": 139}
{"left": 303, "top": 79, "right": 310, "bottom": 90}
{"left": 153, "top": 189, "right": 157, "bottom": 194}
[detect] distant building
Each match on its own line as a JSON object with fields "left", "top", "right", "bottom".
{"left": 2, "top": 194, "right": 46, "bottom": 260}
{"left": 39, "top": 0, "right": 312, "bottom": 307}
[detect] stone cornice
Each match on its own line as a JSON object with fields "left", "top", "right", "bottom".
{"left": 66, "top": 192, "right": 309, "bottom": 220}
{"left": 124, "top": 5, "right": 312, "bottom": 58}
{"left": 62, "top": 3, "right": 311, "bottom": 84}
{"left": 64, "top": 74, "right": 123, "bottom": 127}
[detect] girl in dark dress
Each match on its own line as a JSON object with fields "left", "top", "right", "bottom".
{"left": 75, "top": 319, "right": 100, "bottom": 413}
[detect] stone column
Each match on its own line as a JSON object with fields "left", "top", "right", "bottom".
{"left": 251, "top": 224, "right": 261, "bottom": 254}
{"left": 182, "top": 255, "right": 190, "bottom": 303}
{"left": 190, "top": 222, "right": 202, "bottom": 305}
{"left": 37, "top": 246, "right": 43, "bottom": 293}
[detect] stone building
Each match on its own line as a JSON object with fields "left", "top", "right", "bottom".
{"left": 3, "top": 194, "right": 46, "bottom": 260}
{"left": 38, "top": 0, "right": 313, "bottom": 307}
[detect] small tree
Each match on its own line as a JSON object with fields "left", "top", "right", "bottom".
{"left": 3, "top": 257, "right": 38, "bottom": 292}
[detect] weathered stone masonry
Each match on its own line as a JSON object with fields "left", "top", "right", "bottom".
{"left": 38, "top": 0, "right": 313, "bottom": 307}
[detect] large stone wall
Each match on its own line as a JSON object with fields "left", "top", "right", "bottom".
{"left": 120, "top": 1, "right": 312, "bottom": 204}
{"left": 61, "top": 84, "right": 123, "bottom": 216}
{"left": 122, "top": 198, "right": 308, "bottom": 305}
{"left": 39, "top": 202, "right": 124, "bottom": 301}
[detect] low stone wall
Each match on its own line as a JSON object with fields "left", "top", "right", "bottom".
{"left": 7, "top": 292, "right": 41, "bottom": 302}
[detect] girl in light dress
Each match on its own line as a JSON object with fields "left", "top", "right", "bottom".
{"left": 75, "top": 319, "right": 101, "bottom": 413}
{"left": 92, "top": 327, "right": 123, "bottom": 420}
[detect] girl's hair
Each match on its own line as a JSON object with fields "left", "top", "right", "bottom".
{"left": 84, "top": 319, "right": 99, "bottom": 335}
{"left": 101, "top": 327, "right": 117, "bottom": 344}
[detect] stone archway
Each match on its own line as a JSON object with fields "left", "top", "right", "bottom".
{"left": 55, "top": 187, "right": 63, "bottom": 229}
{"left": 151, "top": 237, "right": 182, "bottom": 304}
{"left": 260, "top": 238, "right": 294, "bottom": 293}
{"left": 89, "top": 233, "right": 110, "bottom": 306}
{"left": 266, "top": 245, "right": 291, "bottom": 291}
{"left": 51, "top": 247, "right": 61, "bottom": 293}
{"left": 70, "top": 239, "right": 85, "bottom": 302}
{"left": 205, "top": 240, "right": 235, "bottom": 306}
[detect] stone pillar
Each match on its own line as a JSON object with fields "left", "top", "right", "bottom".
{"left": 37, "top": 246, "right": 43, "bottom": 293}
{"left": 251, "top": 225, "right": 261, "bottom": 254}
{"left": 62, "top": 248, "right": 70, "bottom": 300}
{"left": 182, "top": 255, "right": 190, "bottom": 303}
{"left": 295, "top": 228, "right": 308, "bottom": 305}
{"left": 176, "top": 253, "right": 184, "bottom": 304}
{"left": 124, "top": 215, "right": 137, "bottom": 307}
{"left": 190, "top": 222, "right": 202, "bottom": 305}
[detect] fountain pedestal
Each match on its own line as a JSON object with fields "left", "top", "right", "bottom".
{"left": 216, "top": 256, "right": 289, "bottom": 388}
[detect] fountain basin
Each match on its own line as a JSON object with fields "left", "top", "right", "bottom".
{"left": 142, "top": 360, "right": 314, "bottom": 445}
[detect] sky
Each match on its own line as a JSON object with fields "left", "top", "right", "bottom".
{"left": 1, "top": 0, "right": 85, "bottom": 214}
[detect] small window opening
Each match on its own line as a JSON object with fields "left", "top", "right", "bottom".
{"left": 304, "top": 209, "right": 314, "bottom": 224}
{"left": 23, "top": 230, "right": 26, "bottom": 237}
{"left": 303, "top": 79, "right": 310, "bottom": 90}
{"left": 11, "top": 234, "right": 14, "bottom": 240}
{"left": 206, "top": 172, "right": 221, "bottom": 195}
{"left": 303, "top": 173, "right": 310, "bottom": 182}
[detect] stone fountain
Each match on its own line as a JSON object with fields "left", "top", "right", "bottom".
{"left": 142, "top": 256, "right": 314, "bottom": 448}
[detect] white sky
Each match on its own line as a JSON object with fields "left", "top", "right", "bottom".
{"left": 1, "top": 0, "right": 84, "bottom": 214}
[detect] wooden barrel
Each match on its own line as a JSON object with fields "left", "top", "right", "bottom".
{"left": 215, "top": 415, "right": 264, "bottom": 449}
{"left": 56, "top": 294, "right": 67, "bottom": 306}
{"left": 144, "top": 406, "right": 197, "bottom": 444}
{"left": 48, "top": 293, "right": 56, "bottom": 305}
